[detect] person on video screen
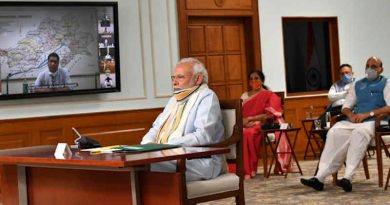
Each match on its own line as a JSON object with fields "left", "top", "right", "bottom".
{"left": 34, "top": 52, "right": 73, "bottom": 93}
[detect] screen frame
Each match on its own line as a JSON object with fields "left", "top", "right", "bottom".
{"left": 0, "top": 1, "right": 121, "bottom": 100}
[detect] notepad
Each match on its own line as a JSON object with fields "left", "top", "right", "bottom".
{"left": 113, "top": 144, "right": 181, "bottom": 153}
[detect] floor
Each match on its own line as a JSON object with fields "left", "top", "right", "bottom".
{"left": 200, "top": 155, "right": 390, "bottom": 205}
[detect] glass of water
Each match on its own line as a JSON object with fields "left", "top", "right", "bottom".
{"left": 314, "top": 119, "right": 322, "bottom": 130}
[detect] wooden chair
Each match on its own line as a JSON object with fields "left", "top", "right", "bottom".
{"left": 180, "top": 99, "right": 245, "bottom": 204}
{"left": 385, "top": 166, "right": 390, "bottom": 190}
{"left": 330, "top": 113, "right": 390, "bottom": 187}
{"left": 373, "top": 113, "right": 390, "bottom": 187}
{"left": 139, "top": 99, "right": 244, "bottom": 205}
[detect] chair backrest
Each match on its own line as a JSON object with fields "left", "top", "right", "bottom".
{"left": 205, "top": 99, "right": 243, "bottom": 173}
{"left": 274, "top": 91, "right": 285, "bottom": 117}
{"left": 219, "top": 99, "right": 244, "bottom": 175}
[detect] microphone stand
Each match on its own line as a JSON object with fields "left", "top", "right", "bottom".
{"left": 6, "top": 73, "right": 12, "bottom": 95}
{"left": 5, "top": 71, "right": 23, "bottom": 95}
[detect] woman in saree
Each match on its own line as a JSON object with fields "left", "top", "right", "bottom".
{"left": 241, "top": 70, "right": 291, "bottom": 179}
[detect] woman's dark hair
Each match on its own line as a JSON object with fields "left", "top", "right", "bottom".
{"left": 249, "top": 70, "right": 269, "bottom": 90}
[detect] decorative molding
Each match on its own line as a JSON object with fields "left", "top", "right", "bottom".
{"left": 137, "top": 0, "right": 148, "bottom": 99}
{"left": 0, "top": 108, "right": 163, "bottom": 150}
{"left": 148, "top": 0, "right": 172, "bottom": 98}
{"left": 214, "top": 0, "right": 225, "bottom": 7}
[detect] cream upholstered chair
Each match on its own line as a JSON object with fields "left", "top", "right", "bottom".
{"left": 139, "top": 99, "right": 244, "bottom": 204}
{"left": 182, "top": 99, "right": 245, "bottom": 205}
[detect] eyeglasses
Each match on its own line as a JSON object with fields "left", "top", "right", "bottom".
{"left": 171, "top": 74, "right": 192, "bottom": 81}
{"left": 366, "top": 65, "right": 381, "bottom": 70}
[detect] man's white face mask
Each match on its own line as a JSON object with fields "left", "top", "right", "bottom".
{"left": 365, "top": 67, "right": 378, "bottom": 81}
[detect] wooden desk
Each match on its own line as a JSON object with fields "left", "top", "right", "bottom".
{"left": 0, "top": 145, "right": 229, "bottom": 205}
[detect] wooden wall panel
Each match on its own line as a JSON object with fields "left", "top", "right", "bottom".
{"left": 188, "top": 26, "right": 205, "bottom": 54}
{"left": 0, "top": 133, "right": 30, "bottom": 149}
{"left": 205, "top": 25, "right": 223, "bottom": 53}
{"left": 207, "top": 55, "right": 225, "bottom": 83}
{"left": 228, "top": 84, "right": 243, "bottom": 99}
{"left": 39, "top": 129, "right": 63, "bottom": 145}
{"left": 209, "top": 85, "right": 227, "bottom": 100}
{"left": 223, "top": 25, "right": 241, "bottom": 52}
{"left": 186, "top": 0, "right": 252, "bottom": 10}
{"left": 0, "top": 108, "right": 163, "bottom": 149}
{"left": 196, "top": 56, "right": 206, "bottom": 65}
{"left": 226, "top": 54, "right": 243, "bottom": 81}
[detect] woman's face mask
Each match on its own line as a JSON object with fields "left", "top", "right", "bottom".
{"left": 366, "top": 67, "right": 378, "bottom": 81}
{"left": 341, "top": 73, "right": 353, "bottom": 83}
{"left": 249, "top": 80, "right": 261, "bottom": 90}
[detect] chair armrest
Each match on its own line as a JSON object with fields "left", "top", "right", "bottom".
{"left": 203, "top": 124, "right": 241, "bottom": 148}
{"left": 375, "top": 113, "right": 390, "bottom": 127}
{"left": 330, "top": 114, "right": 346, "bottom": 127}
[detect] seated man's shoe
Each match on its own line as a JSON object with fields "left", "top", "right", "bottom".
{"left": 336, "top": 178, "right": 352, "bottom": 192}
{"left": 300, "top": 177, "right": 324, "bottom": 191}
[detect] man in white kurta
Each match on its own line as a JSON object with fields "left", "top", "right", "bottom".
{"left": 141, "top": 58, "right": 224, "bottom": 181}
{"left": 317, "top": 64, "right": 354, "bottom": 139}
{"left": 301, "top": 56, "right": 390, "bottom": 192}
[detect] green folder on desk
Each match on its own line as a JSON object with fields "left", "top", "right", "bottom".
{"left": 113, "top": 144, "right": 181, "bottom": 153}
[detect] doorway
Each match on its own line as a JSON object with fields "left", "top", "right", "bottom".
{"left": 186, "top": 17, "right": 250, "bottom": 100}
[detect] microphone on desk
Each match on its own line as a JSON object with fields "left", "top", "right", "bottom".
{"left": 72, "top": 127, "right": 101, "bottom": 149}
{"left": 72, "top": 127, "right": 83, "bottom": 144}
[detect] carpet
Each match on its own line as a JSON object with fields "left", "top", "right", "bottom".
{"left": 200, "top": 155, "right": 390, "bottom": 205}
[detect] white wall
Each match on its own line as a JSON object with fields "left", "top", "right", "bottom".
{"left": 259, "top": 0, "right": 390, "bottom": 96}
{"left": 1, "top": 0, "right": 390, "bottom": 119}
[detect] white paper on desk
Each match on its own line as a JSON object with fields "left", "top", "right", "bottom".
{"left": 266, "top": 133, "right": 276, "bottom": 143}
{"left": 54, "top": 143, "right": 72, "bottom": 159}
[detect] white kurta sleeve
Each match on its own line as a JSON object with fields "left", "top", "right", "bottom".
{"left": 383, "top": 79, "right": 390, "bottom": 105}
{"left": 342, "top": 81, "right": 357, "bottom": 110}
{"left": 328, "top": 83, "right": 347, "bottom": 103}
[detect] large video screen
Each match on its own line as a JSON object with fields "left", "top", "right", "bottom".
{"left": 0, "top": 2, "right": 120, "bottom": 100}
